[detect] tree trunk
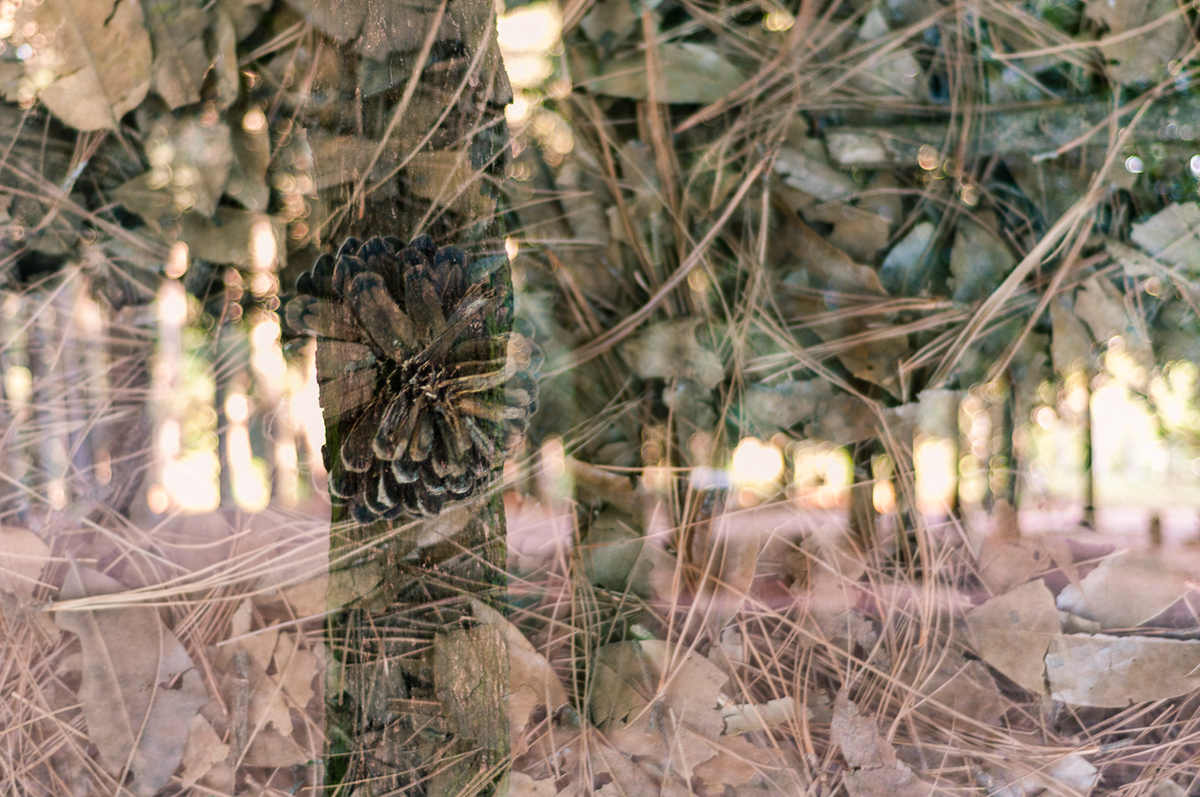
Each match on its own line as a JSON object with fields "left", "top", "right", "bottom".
{"left": 298, "top": 1, "right": 515, "bottom": 792}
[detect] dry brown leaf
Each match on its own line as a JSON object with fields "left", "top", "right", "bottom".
{"left": 146, "top": 0, "right": 211, "bottom": 109}
{"left": 850, "top": 7, "right": 924, "bottom": 100}
{"left": 16, "top": 0, "right": 152, "bottom": 130}
{"left": 1085, "top": 0, "right": 1189, "bottom": 86}
{"left": 693, "top": 506, "right": 764, "bottom": 640}
{"left": 807, "top": 203, "right": 892, "bottom": 264}
{"left": 1050, "top": 295, "right": 1093, "bottom": 375}
{"left": 273, "top": 632, "right": 317, "bottom": 711}
{"left": 179, "top": 714, "right": 228, "bottom": 789}
{"left": 210, "top": 11, "right": 240, "bottom": 110}
{"left": 916, "top": 653, "right": 1008, "bottom": 725}
{"left": 230, "top": 598, "right": 252, "bottom": 638}
{"left": 832, "top": 691, "right": 933, "bottom": 797}
{"left": 589, "top": 739, "right": 662, "bottom": 794}
{"left": 228, "top": 107, "right": 272, "bottom": 212}
{"left": 247, "top": 654, "right": 293, "bottom": 737}
{"left": 722, "top": 696, "right": 800, "bottom": 735}
{"left": 175, "top": 208, "right": 285, "bottom": 267}
{"left": 580, "top": 506, "right": 644, "bottom": 591}
{"left": 1056, "top": 552, "right": 1193, "bottom": 629}
{"left": 773, "top": 203, "right": 888, "bottom": 296}
{"left": 620, "top": 317, "right": 726, "bottom": 388}
{"left": 831, "top": 690, "right": 897, "bottom": 769}
{"left": 509, "top": 771, "right": 561, "bottom": 796}
{"left": 692, "top": 733, "right": 799, "bottom": 791}
{"left": 277, "top": 574, "right": 329, "bottom": 618}
{"left": 241, "top": 727, "right": 308, "bottom": 767}
{"left": 965, "top": 579, "right": 1059, "bottom": 694}
{"left": 54, "top": 563, "right": 208, "bottom": 797}
{"left": 950, "top": 215, "right": 1015, "bottom": 303}
{"left": 1130, "top": 202, "right": 1200, "bottom": 272}
{"left": 1073, "top": 275, "right": 1153, "bottom": 372}
{"left": 0, "top": 525, "right": 51, "bottom": 599}
{"left": 775, "top": 146, "right": 857, "bottom": 203}
{"left": 509, "top": 619, "right": 570, "bottom": 760}
{"left": 114, "top": 115, "right": 234, "bottom": 221}
{"left": 1046, "top": 633, "right": 1200, "bottom": 707}
{"left": 844, "top": 765, "right": 934, "bottom": 797}
{"left": 880, "top": 221, "right": 934, "bottom": 296}
{"left": 591, "top": 639, "right": 726, "bottom": 773}
{"left": 975, "top": 535, "right": 1060, "bottom": 596}
{"left": 584, "top": 42, "right": 745, "bottom": 104}
{"left": 744, "top": 378, "right": 834, "bottom": 431}
{"left": 236, "top": 626, "right": 279, "bottom": 672}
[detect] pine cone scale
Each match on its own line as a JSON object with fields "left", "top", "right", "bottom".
{"left": 287, "top": 235, "right": 536, "bottom": 520}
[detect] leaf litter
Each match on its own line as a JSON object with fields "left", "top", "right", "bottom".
{"left": 7, "top": 0, "right": 1200, "bottom": 792}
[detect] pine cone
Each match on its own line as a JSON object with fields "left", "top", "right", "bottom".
{"left": 287, "top": 235, "right": 537, "bottom": 522}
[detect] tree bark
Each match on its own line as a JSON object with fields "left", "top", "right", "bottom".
{"left": 297, "top": 1, "right": 514, "bottom": 792}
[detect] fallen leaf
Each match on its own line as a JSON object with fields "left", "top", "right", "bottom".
{"left": 1046, "top": 633, "right": 1200, "bottom": 707}
{"left": 585, "top": 42, "right": 745, "bottom": 104}
{"left": 16, "top": 0, "right": 152, "bottom": 130}
{"left": 591, "top": 639, "right": 726, "bottom": 740}
{"left": 1050, "top": 295, "right": 1093, "bottom": 375}
{"left": 115, "top": 114, "right": 234, "bottom": 221}
{"left": 831, "top": 690, "right": 897, "bottom": 769}
{"left": 807, "top": 203, "right": 892, "bottom": 264}
{"left": 509, "top": 771, "right": 561, "bottom": 796}
{"left": 880, "top": 221, "right": 935, "bottom": 297}
{"left": 950, "top": 216, "right": 1015, "bottom": 303}
{"left": 240, "top": 727, "right": 308, "bottom": 767}
{"left": 210, "top": 11, "right": 240, "bottom": 110}
{"left": 1055, "top": 552, "right": 1193, "bottom": 629}
{"left": 850, "top": 7, "right": 924, "bottom": 100}
{"left": 580, "top": 0, "right": 638, "bottom": 52}
{"left": 1086, "top": 0, "right": 1189, "bottom": 86}
{"left": 246, "top": 652, "right": 292, "bottom": 737}
{"left": 146, "top": 0, "right": 211, "bottom": 109}
{"left": 0, "top": 525, "right": 51, "bottom": 599}
{"left": 1073, "top": 274, "right": 1153, "bottom": 371}
{"left": 273, "top": 632, "right": 317, "bottom": 711}
{"left": 965, "top": 579, "right": 1059, "bottom": 694}
{"left": 509, "top": 620, "right": 570, "bottom": 760}
{"left": 179, "top": 715, "right": 228, "bottom": 789}
{"left": 1130, "top": 202, "right": 1200, "bottom": 273}
{"left": 722, "top": 696, "right": 800, "bottom": 735}
{"left": 620, "top": 317, "right": 726, "bottom": 388}
{"left": 175, "top": 208, "right": 285, "bottom": 268}
{"left": 227, "top": 107, "right": 272, "bottom": 212}
{"left": 745, "top": 379, "right": 834, "bottom": 431}
{"left": 693, "top": 733, "right": 799, "bottom": 790}
{"left": 773, "top": 203, "right": 889, "bottom": 296}
{"left": 580, "top": 507, "right": 644, "bottom": 591}
{"left": 831, "top": 691, "right": 934, "bottom": 797}
{"left": 774, "top": 146, "right": 857, "bottom": 203}
{"left": 54, "top": 563, "right": 208, "bottom": 797}
{"left": 693, "top": 505, "right": 765, "bottom": 640}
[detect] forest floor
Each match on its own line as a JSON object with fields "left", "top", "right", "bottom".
{"left": 5, "top": 0, "right": 1200, "bottom": 795}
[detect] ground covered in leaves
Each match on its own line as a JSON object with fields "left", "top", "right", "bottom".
{"left": 5, "top": 0, "right": 1200, "bottom": 795}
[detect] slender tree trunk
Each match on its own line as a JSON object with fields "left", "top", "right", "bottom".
{"left": 1081, "top": 371, "right": 1096, "bottom": 529}
{"left": 299, "top": 1, "right": 515, "bottom": 792}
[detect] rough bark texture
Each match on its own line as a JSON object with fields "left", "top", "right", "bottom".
{"left": 298, "top": 1, "right": 514, "bottom": 792}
